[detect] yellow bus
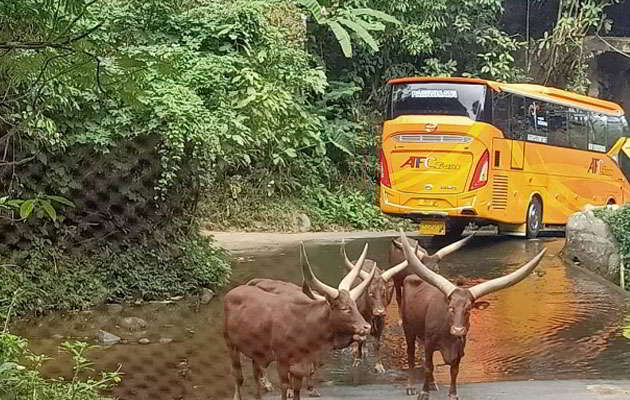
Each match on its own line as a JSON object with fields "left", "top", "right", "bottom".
{"left": 379, "top": 77, "right": 630, "bottom": 238}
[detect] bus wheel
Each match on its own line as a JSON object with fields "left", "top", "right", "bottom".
{"left": 526, "top": 197, "right": 542, "bottom": 239}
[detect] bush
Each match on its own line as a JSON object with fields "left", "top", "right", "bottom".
{"left": 0, "top": 333, "right": 121, "bottom": 400}
{"left": 0, "top": 232, "right": 230, "bottom": 316}
{"left": 594, "top": 205, "right": 630, "bottom": 289}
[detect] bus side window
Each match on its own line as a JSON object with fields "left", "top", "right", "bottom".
{"left": 510, "top": 95, "right": 527, "bottom": 140}
{"left": 492, "top": 92, "right": 510, "bottom": 136}
{"left": 607, "top": 115, "right": 625, "bottom": 151}
{"left": 545, "top": 103, "right": 569, "bottom": 148}
{"left": 588, "top": 112, "right": 608, "bottom": 152}
{"left": 567, "top": 108, "right": 588, "bottom": 150}
{"left": 520, "top": 97, "right": 549, "bottom": 144}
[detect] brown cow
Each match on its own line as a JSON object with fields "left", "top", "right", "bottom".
{"left": 246, "top": 278, "right": 323, "bottom": 397}
{"left": 340, "top": 247, "right": 408, "bottom": 373}
{"left": 224, "top": 242, "right": 375, "bottom": 400}
{"left": 397, "top": 229, "right": 547, "bottom": 400}
{"left": 388, "top": 234, "right": 475, "bottom": 324}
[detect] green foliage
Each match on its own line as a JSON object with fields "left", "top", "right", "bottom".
{"left": 304, "top": 186, "right": 388, "bottom": 230}
{"left": 0, "top": 195, "right": 75, "bottom": 222}
{"left": 594, "top": 205, "right": 630, "bottom": 289}
{"left": 532, "top": 0, "right": 619, "bottom": 89}
{"left": 0, "top": 332, "right": 121, "bottom": 400}
{"left": 296, "top": 0, "right": 400, "bottom": 58}
{"left": 0, "top": 232, "right": 230, "bottom": 316}
{"left": 311, "top": 0, "right": 523, "bottom": 110}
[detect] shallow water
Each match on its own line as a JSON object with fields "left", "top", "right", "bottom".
{"left": 11, "top": 235, "right": 630, "bottom": 399}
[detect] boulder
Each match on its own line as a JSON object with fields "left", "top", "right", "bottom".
{"left": 565, "top": 210, "right": 621, "bottom": 282}
{"left": 96, "top": 330, "right": 121, "bottom": 346}
{"left": 293, "top": 213, "right": 311, "bottom": 233}
{"left": 200, "top": 288, "right": 215, "bottom": 304}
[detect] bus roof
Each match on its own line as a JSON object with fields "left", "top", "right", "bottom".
{"left": 387, "top": 76, "right": 624, "bottom": 117}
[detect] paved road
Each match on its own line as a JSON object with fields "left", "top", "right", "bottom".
{"left": 264, "top": 380, "right": 630, "bottom": 399}
{"left": 203, "top": 228, "right": 497, "bottom": 254}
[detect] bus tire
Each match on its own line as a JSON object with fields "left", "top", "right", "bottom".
{"left": 526, "top": 197, "right": 542, "bottom": 239}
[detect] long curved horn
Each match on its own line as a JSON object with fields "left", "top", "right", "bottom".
{"left": 398, "top": 229, "right": 457, "bottom": 297}
{"left": 380, "top": 260, "right": 408, "bottom": 282}
{"left": 349, "top": 263, "right": 376, "bottom": 301}
{"left": 301, "top": 242, "right": 339, "bottom": 299}
{"left": 341, "top": 239, "right": 356, "bottom": 272}
{"left": 468, "top": 248, "right": 547, "bottom": 300}
{"left": 338, "top": 242, "right": 368, "bottom": 291}
{"left": 433, "top": 233, "right": 476, "bottom": 260}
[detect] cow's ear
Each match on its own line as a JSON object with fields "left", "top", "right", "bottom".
{"left": 473, "top": 301, "right": 490, "bottom": 310}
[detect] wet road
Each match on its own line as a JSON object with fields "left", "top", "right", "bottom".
{"left": 10, "top": 234, "right": 630, "bottom": 400}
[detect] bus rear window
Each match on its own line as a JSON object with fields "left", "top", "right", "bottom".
{"left": 390, "top": 83, "right": 488, "bottom": 121}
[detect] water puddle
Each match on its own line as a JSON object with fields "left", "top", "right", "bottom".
{"left": 9, "top": 235, "right": 630, "bottom": 399}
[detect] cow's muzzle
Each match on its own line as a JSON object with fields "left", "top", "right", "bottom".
{"left": 353, "top": 323, "right": 371, "bottom": 342}
{"left": 450, "top": 326, "right": 467, "bottom": 337}
{"left": 372, "top": 308, "right": 386, "bottom": 317}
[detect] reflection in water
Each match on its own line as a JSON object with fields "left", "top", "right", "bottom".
{"left": 10, "top": 236, "right": 630, "bottom": 399}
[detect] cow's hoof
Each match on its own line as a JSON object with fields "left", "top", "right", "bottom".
{"left": 418, "top": 392, "right": 430, "bottom": 400}
{"left": 374, "top": 363, "right": 386, "bottom": 374}
{"left": 352, "top": 359, "right": 361, "bottom": 368}
{"left": 406, "top": 387, "right": 416, "bottom": 396}
{"left": 308, "top": 388, "right": 321, "bottom": 398}
{"left": 448, "top": 395, "right": 459, "bottom": 400}
{"left": 428, "top": 382, "right": 439, "bottom": 392}
{"left": 287, "top": 389, "right": 294, "bottom": 399}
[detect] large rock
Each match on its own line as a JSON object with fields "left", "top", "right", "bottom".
{"left": 200, "top": 288, "right": 215, "bottom": 304}
{"left": 293, "top": 213, "right": 311, "bottom": 233}
{"left": 565, "top": 209, "right": 621, "bottom": 282}
{"left": 96, "top": 330, "right": 121, "bottom": 346}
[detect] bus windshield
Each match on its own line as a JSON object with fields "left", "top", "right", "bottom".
{"left": 391, "top": 83, "right": 487, "bottom": 120}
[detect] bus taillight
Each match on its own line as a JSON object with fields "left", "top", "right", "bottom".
{"left": 470, "top": 150, "right": 489, "bottom": 191}
{"left": 380, "top": 150, "right": 391, "bottom": 188}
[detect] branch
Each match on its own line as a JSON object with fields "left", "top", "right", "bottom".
{"left": 0, "top": 156, "right": 35, "bottom": 167}
{"left": 53, "top": 0, "right": 101, "bottom": 43}
{"left": 594, "top": 33, "right": 630, "bottom": 59}
{"left": 0, "top": 23, "right": 103, "bottom": 50}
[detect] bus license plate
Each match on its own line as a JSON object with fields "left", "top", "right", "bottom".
{"left": 418, "top": 220, "right": 446, "bottom": 236}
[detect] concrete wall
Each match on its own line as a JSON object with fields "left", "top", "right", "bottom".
{"left": 585, "top": 36, "right": 630, "bottom": 115}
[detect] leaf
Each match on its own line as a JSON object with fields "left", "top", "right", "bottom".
{"left": 19, "top": 200, "right": 35, "bottom": 219}
{"left": 327, "top": 21, "right": 352, "bottom": 58}
{"left": 40, "top": 200, "right": 57, "bottom": 221}
{"left": 45, "top": 196, "right": 75, "bottom": 208}
{"left": 338, "top": 18, "right": 379, "bottom": 52}
{"left": 297, "top": 0, "right": 323, "bottom": 24}
{"left": 285, "top": 148, "right": 297, "bottom": 158}
{"left": 351, "top": 8, "right": 401, "bottom": 25}
{"left": 330, "top": 139, "right": 353, "bottom": 156}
